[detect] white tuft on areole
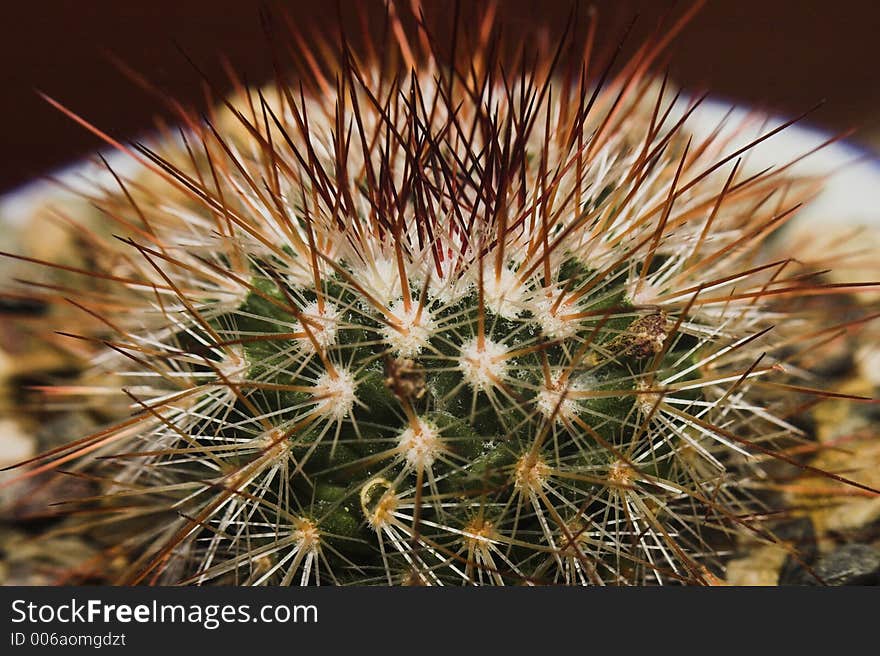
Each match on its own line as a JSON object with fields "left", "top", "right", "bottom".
{"left": 536, "top": 374, "right": 583, "bottom": 423}
{"left": 360, "top": 257, "right": 403, "bottom": 308}
{"left": 397, "top": 417, "right": 444, "bottom": 470}
{"left": 382, "top": 300, "right": 436, "bottom": 357}
{"left": 481, "top": 265, "right": 526, "bottom": 319}
{"left": 296, "top": 301, "right": 340, "bottom": 353}
{"left": 635, "top": 378, "right": 663, "bottom": 414}
{"left": 312, "top": 368, "right": 357, "bottom": 421}
{"left": 459, "top": 338, "right": 508, "bottom": 392}
{"left": 533, "top": 287, "right": 581, "bottom": 339}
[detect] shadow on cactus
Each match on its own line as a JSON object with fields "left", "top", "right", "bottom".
{"left": 2, "top": 1, "right": 878, "bottom": 585}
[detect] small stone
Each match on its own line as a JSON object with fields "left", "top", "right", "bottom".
{"left": 0, "top": 530, "right": 99, "bottom": 585}
{"left": 857, "top": 344, "right": 880, "bottom": 389}
{"left": 0, "top": 418, "right": 35, "bottom": 468}
{"left": 776, "top": 517, "right": 818, "bottom": 585}
{"left": 800, "top": 544, "right": 880, "bottom": 586}
{"left": 726, "top": 544, "right": 788, "bottom": 586}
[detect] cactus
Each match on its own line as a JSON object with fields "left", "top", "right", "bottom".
{"left": 3, "top": 3, "right": 876, "bottom": 586}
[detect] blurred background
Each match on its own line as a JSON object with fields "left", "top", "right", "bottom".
{"left": 1, "top": 0, "right": 879, "bottom": 193}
